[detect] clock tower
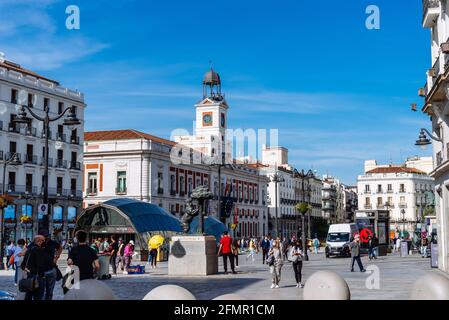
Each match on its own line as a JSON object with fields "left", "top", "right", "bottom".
{"left": 174, "top": 68, "right": 231, "bottom": 162}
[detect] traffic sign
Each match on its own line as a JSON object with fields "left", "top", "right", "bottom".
{"left": 38, "top": 204, "right": 48, "bottom": 216}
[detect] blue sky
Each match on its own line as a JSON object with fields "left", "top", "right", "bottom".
{"left": 0, "top": 0, "right": 432, "bottom": 184}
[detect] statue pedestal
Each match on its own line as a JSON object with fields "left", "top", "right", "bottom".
{"left": 168, "top": 235, "right": 218, "bottom": 276}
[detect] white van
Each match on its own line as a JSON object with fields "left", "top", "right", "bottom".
{"left": 325, "top": 223, "right": 359, "bottom": 258}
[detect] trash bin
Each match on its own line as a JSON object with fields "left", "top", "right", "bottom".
{"left": 431, "top": 243, "right": 438, "bottom": 268}
{"left": 97, "top": 254, "right": 112, "bottom": 280}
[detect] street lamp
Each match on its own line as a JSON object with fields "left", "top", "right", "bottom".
{"left": 401, "top": 209, "right": 406, "bottom": 237}
{"left": 415, "top": 128, "right": 442, "bottom": 150}
{"left": 0, "top": 152, "right": 21, "bottom": 269}
{"left": 13, "top": 104, "right": 80, "bottom": 234}
{"left": 270, "top": 166, "right": 284, "bottom": 238}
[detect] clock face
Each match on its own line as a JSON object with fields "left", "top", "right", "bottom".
{"left": 203, "top": 113, "right": 212, "bottom": 126}
{"left": 221, "top": 113, "right": 225, "bottom": 127}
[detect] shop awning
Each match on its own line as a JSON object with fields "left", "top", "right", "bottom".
{"left": 77, "top": 198, "right": 182, "bottom": 234}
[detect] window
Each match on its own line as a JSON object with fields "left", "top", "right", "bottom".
{"left": 71, "top": 178, "right": 77, "bottom": 193}
{"left": 170, "top": 175, "right": 176, "bottom": 194}
{"left": 377, "top": 197, "right": 383, "bottom": 206}
{"left": 8, "top": 172, "right": 16, "bottom": 192}
{"left": 400, "top": 196, "right": 406, "bottom": 206}
{"left": 365, "top": 185, "right": 370, "bottom": 192}
{"left": 26, "top": 174, "right": 33, "bottom": 193}
{"left": 44, "top": 97, "right": 50, "bottom": 109}
{"left": 117, "top": 171, "right": 126, "bottom": 193}
{"left": 377, "top": 184, "right": 382, "bottom": 192}
{"left": 387, "top": 184, "right": 392, "bottom": 192}
{"left": 53, "top": 206, "right": 63, "bottom": 222}
{"left": 399, "top": 184, "right": 406, "bottom": 193}
{"left": 179, "top": 176, "right": 185, "bottom": 194}
{"left": 88, "top": 173, "right": 98, "bottom": 194}
{"left": 188, "top": 177, "right": 193, "bottom": 195}
{"left": 56, "top": 177, "right": 63, "bottom": 194}
{"left": 58, "top": 102, "right": 64, "bottom": 114}
{"left": 365, "top": 197, "right": 370, "bottom": 205}
{"left": 157, "top": 172, "right": 163, "bottom": 194}
{"left": 28, "top": 93, "right": 34, "bottom": 107}
{"left": 387, "top": 197, "right": 393, "bottom": 206}
{"left": 11, "top": 89, "right": 18, "bottom": 104}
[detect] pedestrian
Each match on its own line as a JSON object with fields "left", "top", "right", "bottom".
{"left": 261, "top": 236, "right": 270, "bottom": 264}
{"left": 396, "top": 237, "right": 401, "bottom": 253}
{"left": 123, "top": 240, "right": 135, "bottom": 274}
{"left": 268, "top": 239, "right": 284, "bottom": 288}
{"left": 116, "top": 239, "right": 125, "bottom": 272}
{"left": 313, "top": 236, "right": 320, "bottom": 254}
{"left": 232, "top": 238, "right": 239, "bottom": 268}
{"left": 67, "top": 230, "right": 100, "bottom": 282}
{"left": 421, "top": 237, "right": 429, "bottom": 258}
{"left": 369, "top": 234, "right": 379, "bottom": 260}
{"left": 147, "top": 238, "right": 158, "bottom": 269}
{"left": 350, "top": 234, "right": 366, "bottom": 272}
{"left": 21, "top": 235, "right": 46, "bottom": 300}
{"left": 13, "top": 239, "right": 27, "bottom": 286}
{"left": 90, "top": 239, "right": 99, "bottom": 253}
{"left": 7, "top": 241, "right": 15, "bottom": 270}
{"left": 246, "top": 239, "right": 256, "bottom": 262}
{"left": 109, "top": 236, "right": 119, "bottom": 275}
{"left": 34, "top": 229, "right": 62, "bottom": 300}
{"left": 289, "top": 240, "right": 304, "bottom": 288}
{"left": 217, "top": 231, "right": 236, "bottom": 274}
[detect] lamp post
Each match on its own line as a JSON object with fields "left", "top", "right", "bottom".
{"left": 13, "top": 104, "right": 80, "bottom": 234}
{"left": 401, "top": 209, "right": 406, "bottom": 238}
{"left": 270, "top": 166, "right": 284, "bottom": 238}
{"left": 0, "top": 152, "right": 21, "bottom": 269}
{"left": 19, "top": 191, "right": 32, "bottom": 240}
{"left": 209, "top": 151, "right": 234, "bottom": 225}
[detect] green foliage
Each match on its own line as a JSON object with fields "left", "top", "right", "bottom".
{"left": 295, "top": 202, "right": 309, "bottom": 214}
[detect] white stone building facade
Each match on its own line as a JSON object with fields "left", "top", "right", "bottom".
{"left": 357, "top": 158, "right": 434, "bottom": 234}
{"left": 0, "top": 58, "right": 84, "bottom": 241}
{"left": 421, "top": 0, "right": 449, "bottom": 273}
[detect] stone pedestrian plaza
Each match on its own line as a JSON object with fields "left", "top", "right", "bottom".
{"left": 0, "top": 250, "right": 444, "bottom": 300}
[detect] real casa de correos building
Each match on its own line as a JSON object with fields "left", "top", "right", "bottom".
{"left": 83, "top": 69, "right": 269, "bottom": 238}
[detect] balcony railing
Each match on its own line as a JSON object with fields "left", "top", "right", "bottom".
{"left": 423, "top": 0, "right": 440, "bottom": 27}
{"left": 116, "top": 187, "right": 127, "bottom": 195}
{"left": 56, "top": 132, "right": 66, "bottom": 142}
{"left": 8, "top": 122, "right": 20, "bottom": 133}
{"left": 41, "top": 130, "right": 52, "bottom": 140}
{"left": 399, "top": 203, "right": 407, "bottom": 208}
{"left": 5, "top": 152, "right": 21, "bottom": 162}
{"left": 24, "top": 154, "right": 38, "bottom": 165}
{"left": 55, "top": 159, "right": 67, "bottom": 169}
{"left": 436, "top": 151, "right": 443, "bottom": 167}
{"left": 69, "top": 161, "right": 81, "bottom": 170}
{"left": 364, "top": 204, "right": 372, "bottom": 209}
{"left": 157, "top": 188, "right": 164, "bottom": 195}
{"left": 25, "top": 127, "right": 37, "bottom": 137}
{"left": 170, "top": 189, "right": 176, "bottom": 196}
{"left": 87, "top": 188, "right": 98, "bottom": 195}
{"left": 70, "top": 136, "right": 80, "bottom": 145}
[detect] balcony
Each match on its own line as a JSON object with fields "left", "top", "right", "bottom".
{"left": 25, "top": 127, "right": 37, "bottom": 137}
{"left": 386, "top": 189, "right": 394, "bottom": 193}
{"left": 179, "top": 191, "right": 185, "bottom": 197}
{"left": 157, "top": 188, "right": 164, "bottom": 195}
{"left": 70, "top": 135, "right": 80, "bottom": 145}
{"left": 41, "top": 130, "right": 52, "bottom": 140}
{"left": 8, "top": 122, "right": 20, "bottom": 133}
{"left": 170, "top": 190, "right": 176, "bottom": 196}
{"left": 5, "top": 152, "right": 21, "bottom": 162}
{"left": 69, "top": 161, "right": 81, "bottom": 170}
{"left": 399, "top": 203, "right": 407, "bottom": 208}
{"left": 363, "top": 190, "right": 371, "bottom": 194}
{"left": 55, "top": 159, "right": 67, "bottom": 169}
{"left": 87, "top": 188, "right": 98, "bottom": 196}
{"left": 56, "top": 132, "right": 66, "bottom": 142}
{"left": 364, "top": 204, "right": 372, "bottom": 209}
{"left": 69, "top": 190, "right": 83, "bottom": 198}
{"left": 423, "top": 0, "right": 440, "bottom": 28}
{"left": 23, "top": 154, "right": 38, "bottom": 165}
{"left": 436, "top": 151, "right": 443, "bottom": 167}
{"left": 116, "top": 187, "right": 127, "bottom": 195}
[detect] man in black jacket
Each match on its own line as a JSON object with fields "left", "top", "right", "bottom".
{"left": 21, "top": 235, "right": 46, "bottom": 300}
{"left": 369, "top": 234, "right": 379, "bottom": 260}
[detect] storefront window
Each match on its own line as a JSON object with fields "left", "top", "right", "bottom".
{"left": 4, "top": 205, "right": 15, "bottom": 222}
{"left": 68, "top": 207, "right": 77, "bottom": 224}
{"left": 53, "top": 206, "right": 63, "bottom": 222}
{"left": 21, "top": 204, "right": 33, "bottom": 217}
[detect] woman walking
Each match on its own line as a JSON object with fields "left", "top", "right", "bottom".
{"left": 268, "top": 239, "right": 284, "bottom": 289}
{"left": 289, "top": 240, "right": 304, "bottom": 288}
{"left": 246, "top": 239, "right": 256, "bottom": 262}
